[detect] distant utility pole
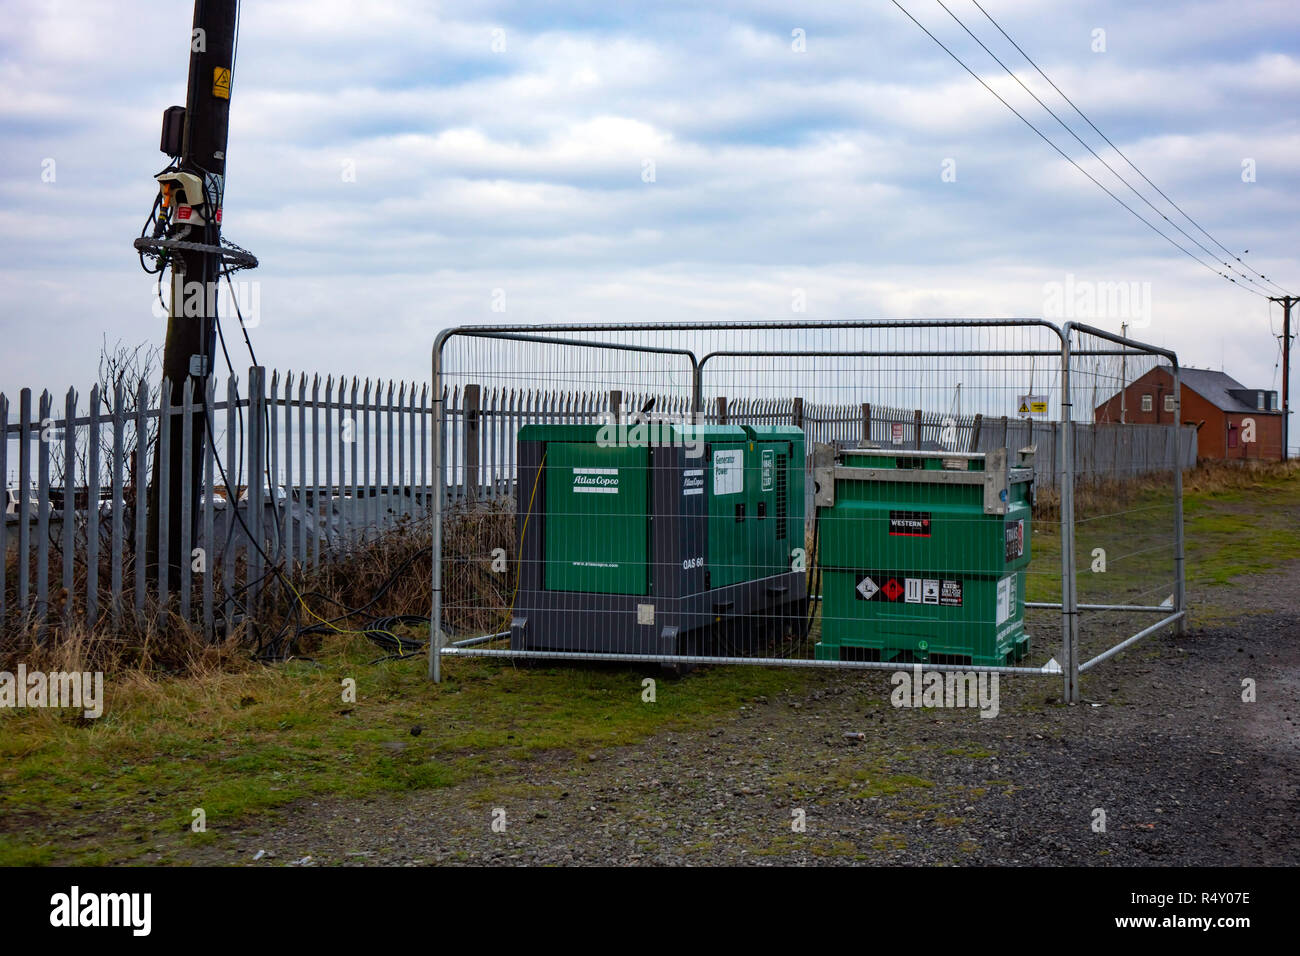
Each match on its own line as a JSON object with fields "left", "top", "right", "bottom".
{"left": 1274, "top": 299, "right": 1294, "bottom": 463}
{"left": 1272, "top": 296, "right": 1298, "bottom": 462}
{"left": 1119, "top": 321, "right": 1128, "bottom": 424}
{"left": 145, "top": 0, "right": 240, "bottom": 581}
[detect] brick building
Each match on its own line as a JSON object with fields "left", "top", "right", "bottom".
{"left": 1094, "top": 366, "right": 1283, "bottom": 461}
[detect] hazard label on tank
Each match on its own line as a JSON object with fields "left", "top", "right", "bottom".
{"left": 856, "top": 573, "right": 909, "bottom": 602}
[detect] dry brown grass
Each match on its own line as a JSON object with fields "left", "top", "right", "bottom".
{"left": 1, "top": 605, "right": 249, "bottom": 677}
{"left": 1031, "top": 458, "right": 1300, "bottom": 524}
{"left": 1, "top": 498, "right": 517, "bottom": 676}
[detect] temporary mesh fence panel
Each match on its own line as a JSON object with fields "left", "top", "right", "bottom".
{"left": 1062, "top": 323, "right": 1187, "bottom": 679}
{"left": 432, "top": 320, "right": 1188, "bottom": 700}
{"left": 435, "top": 322, "right": 1060, "bottom": 681}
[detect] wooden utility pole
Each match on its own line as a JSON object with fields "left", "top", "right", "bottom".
{"left": 146, "top": 1, "right": 240, "bottom": 580}
{"left": 1119, "top": 321, "right": 1128, "bottom": 425}
{"left": 1272, "top": 296, "right": 1297, "bottom": 461}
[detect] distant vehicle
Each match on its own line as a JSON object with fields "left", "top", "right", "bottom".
{"left": 200, "top": 492, "right": 229, "bottom": 510}
{"left": 237, "top": 485, "right": 288, "bottom": 504}
{"left": 5, "top": 488, "right": 38, "bottom": 518}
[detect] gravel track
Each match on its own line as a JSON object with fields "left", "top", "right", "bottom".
{"left": 178, "top": 567, "right": 1300, "bottom": 867}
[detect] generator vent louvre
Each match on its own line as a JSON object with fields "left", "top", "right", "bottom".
{"left": 775, "top": 454, "right": 788, "bottom": 540}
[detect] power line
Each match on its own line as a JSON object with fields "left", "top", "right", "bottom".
{"left": 967, "top": 0, "right": 1292, "bottom": 298}
{"left": 933, "top": 0, "right": 1281, "bottom": 298}
{"left": 889, "top": 0, "right": 1270, "bottom": 298}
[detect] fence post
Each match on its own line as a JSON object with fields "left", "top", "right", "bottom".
{"left": 17, "top": 390, "right": 31, "bottom": 615}
{"left": 87, "top": 386, "right": 101, "bottom": 629}
{"left": 913, "top": 409, "right": 923, "bottom": 450}
{"left": 203, "top": 378, "right": 215, "bottom": 641}
{"left": 247, "top": 366, "right": 266, "bottom": 622}
{"left": 112, "top": 383, "right": 128, "bottom": 627}
{"left": 224, "top": 375, "right": 238, "bottom": 638}
{"left": 715, "top": 396, "right": 728, "bottom": 425}
{"left": 156, "top": 384, "right": 171, "bottom": 622}
{"left": 464, "top": 384, "right": 481, "bottom": 504}
{"left": 968, "top": 413, "right": 982, "bottom": 452}
{"left": 860, "top": 403, "right": 871, "bottom": 446}
{"left": 1060, "top": 335, "right": 1081, "bottom": 704}
{"left": 430, "top": 341, "right": 446, "bottom": 683}
{"left": 310, "top": 375, "right": 321, "bottom": 562}
{"left": 179, "top": 380, "right": 194, "bottom": 624}
{"left": 1172, "top": 366, "right": 1187, "bottom": 635}
{"left": 37, "top": 391, "right": 51, "bottom": 633}
{"left": 62, "top": 388, "right": 76, "bottom": 627}
{"left": 609, "top": 389, "right": 622, "bottom": 424}
{"left": 134, "top": 380, "right": 148, "bottom": 620}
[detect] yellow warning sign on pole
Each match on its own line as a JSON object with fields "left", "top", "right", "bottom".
{"left": 1017, "top": 395, "right": 1049, "bottom": 419}
{"left": 213, "top": 67, "right": 231, "bottom": 99}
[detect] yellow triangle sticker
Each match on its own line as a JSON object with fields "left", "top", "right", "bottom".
{"left": 213, "top": 67, "right": 231, "bottom": 100}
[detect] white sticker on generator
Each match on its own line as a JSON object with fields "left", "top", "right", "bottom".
{"left": 922, "top": 579, "right": 940, "bottom": 605}
{"left": 713, "top": 449, "right": 743, "bottom": 495}
{"left": 682, "top": 469, "right": 704, "bottom": 496}
{"left": 996, "top": 574, "right": 1017, "bottom": 625}
{"left": 904, "top": 578, "right": 922, "bottom": 603}
{"left": 573, "top": 467, "right": 619, "bottom": 494}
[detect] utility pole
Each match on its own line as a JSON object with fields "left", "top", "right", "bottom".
{"left": 1272, "top": 296, "right": 1298, "bottom": 462}
{"left": 1120, "top": 321, "right": 1128, "bottom": 424}
{"left": 142, "top": 1, "right": 242, "bottom": 582}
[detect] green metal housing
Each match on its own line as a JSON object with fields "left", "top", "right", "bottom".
{"left": 511, "top": 422, "right": 806, "bottom": 655}
{"left": 814, "top": 447, "right": 1033, "bottom": 666}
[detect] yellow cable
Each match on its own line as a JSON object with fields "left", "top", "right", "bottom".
{"left": 500, "top": 449, "right": 547, "bottom": 635}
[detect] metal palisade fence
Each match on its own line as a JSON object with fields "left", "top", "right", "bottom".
{"left": 2, "top": 349, "right": 1192, "bottom": 643}
{"left": 1, "top": 370, "right": 437, "bottom": 639}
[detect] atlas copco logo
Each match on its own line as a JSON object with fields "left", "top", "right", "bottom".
{"left": 572, "top": 467, "right": 619, "bottom": 493}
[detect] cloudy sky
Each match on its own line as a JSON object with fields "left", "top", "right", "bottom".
{"left": 1, "top": 0, "right": 1297, "bottom": 410}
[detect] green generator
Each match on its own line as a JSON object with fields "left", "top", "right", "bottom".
{"left": 511, "top": 422, "right": 806, "bottom": 656}
{"left": 813, "top": 444, "right": 1034, "bottom": 666}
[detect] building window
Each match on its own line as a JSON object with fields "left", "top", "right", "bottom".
{"left": 1141, "top": 394, "right": 1153, "bottom": 412}
{"left": 1257, "top": 391, "right": 1265, "bottom": 410}
{"left": 1164, "top": 394, "right": 1176, "bottom": 413}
